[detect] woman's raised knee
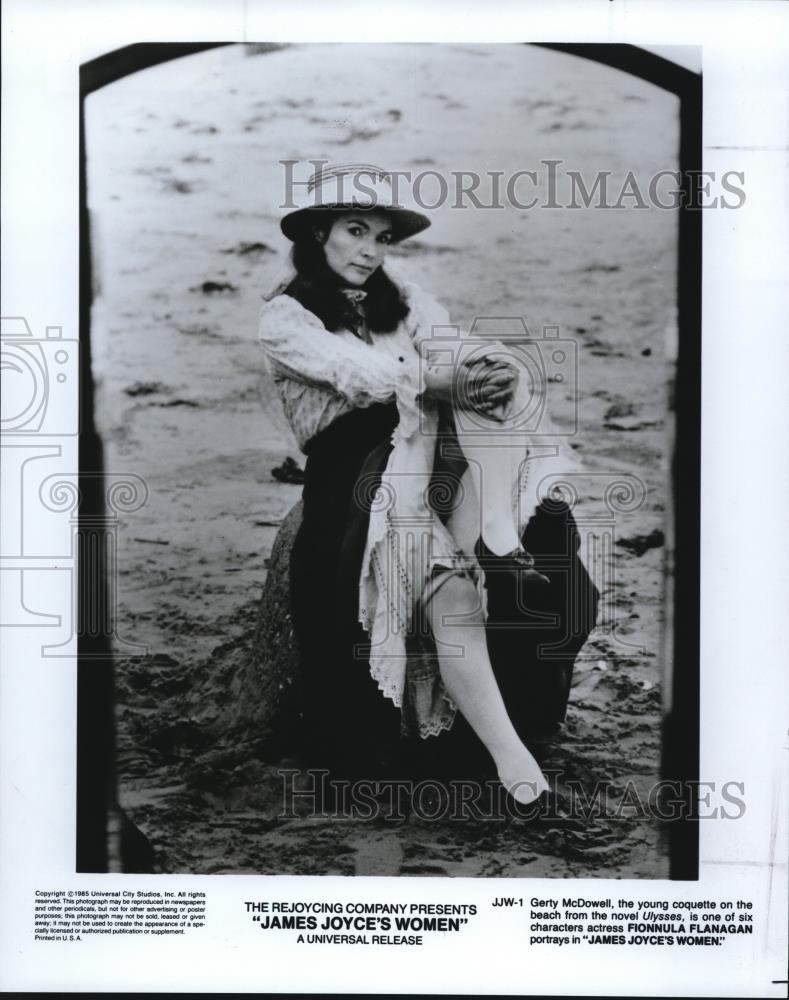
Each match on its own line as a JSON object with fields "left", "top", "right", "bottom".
{"left": 429, "top": 574, "right": 484, "bottom": 628}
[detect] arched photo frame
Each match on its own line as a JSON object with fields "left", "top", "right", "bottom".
{"left": 77, "top": 41, "right": 701, "bottom": 880}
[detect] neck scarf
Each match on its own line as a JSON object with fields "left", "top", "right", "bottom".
{"left": 339, "top": 288, "right": 372, "bottom": 344}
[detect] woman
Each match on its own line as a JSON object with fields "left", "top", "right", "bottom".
{"left": 258, "top": 164, "right": 598, "bottom": 806}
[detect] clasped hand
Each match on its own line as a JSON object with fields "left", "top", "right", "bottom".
{"left": 423, "top": 349, "right": 519, "bottom": 420}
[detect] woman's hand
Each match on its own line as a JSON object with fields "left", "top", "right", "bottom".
{"left": 463, "top": 356, "right": 519, "bottom": 418}
{"left": 424, "top": 354, "right": 519, "bottom": 419}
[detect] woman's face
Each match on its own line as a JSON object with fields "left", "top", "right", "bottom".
{"left": 317, "top": 211, "right": 394, "bottom": 286}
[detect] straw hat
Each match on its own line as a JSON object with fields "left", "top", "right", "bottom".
{"left": 280, "top": 163, "right": 431, "bottom": 243}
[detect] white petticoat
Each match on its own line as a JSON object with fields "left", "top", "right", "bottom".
{"left": 357, "top": 348, "right": 580, "bottom": 740}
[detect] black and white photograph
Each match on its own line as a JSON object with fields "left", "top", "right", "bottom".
{"left": 2, "top": 3, "right": 787, "bottom": 995}
{"left": 83, "top": 41, "right": 697, "bottom": 878}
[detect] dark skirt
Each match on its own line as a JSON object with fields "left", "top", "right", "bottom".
{"left": 289, "top": 402, "right": 599, "bottom": 779}
{"left": 289, "top": 403, "right": 402, "bottom": 774}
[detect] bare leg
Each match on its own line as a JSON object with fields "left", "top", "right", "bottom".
{"left": 428, "top": 574, "right": 549, "bottom": 804}
{"left": 452, "top": 345, "right": 543, "bottom": 555}
{"left": 455, "top": 434, "right": 522, "bottom": 556}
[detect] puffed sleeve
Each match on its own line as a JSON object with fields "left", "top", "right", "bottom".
{"left": 401, "top": 281, "right": 452, "bottom": 357}
{"left": 258, "top": 293, "right": 427, "bottom": 436}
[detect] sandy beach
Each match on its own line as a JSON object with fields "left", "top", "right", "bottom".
{"left": 86, "top": 43, "right": 677, "bottom": 877}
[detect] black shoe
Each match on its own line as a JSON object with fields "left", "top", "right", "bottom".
{"left": 501, "top": 785, "right": 554, "bottom": 824}
{"left": 474, "top": 537, "right": 548, "bottom": 576}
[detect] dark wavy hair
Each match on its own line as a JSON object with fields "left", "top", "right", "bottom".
{"left": 282, "top": 210, "right": 410, "bottom": 334}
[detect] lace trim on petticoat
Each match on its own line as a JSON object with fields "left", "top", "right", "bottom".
{"left": 414, "top": 711, "right": 457, "bottom": 739}
{"left": 401, "top": 686, "right": 457, "bottom": 738}
{"left": 359, "top": 525, "right": 481, "bottom": 739}
{"left": 363, "top": 524, "right": 412, "bottom": 707}
{"left": 514, "top": 453, "right": 534, "bottom": 534}
{"left": 359, "top": 506, "right": 422, "bottom": 701}
{"left": 357, "top": 414, "right": 463, "bottom": 738}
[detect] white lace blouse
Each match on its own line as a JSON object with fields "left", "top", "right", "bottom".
{"left": 256, "top": 282, "right": 432, "bottom": 452}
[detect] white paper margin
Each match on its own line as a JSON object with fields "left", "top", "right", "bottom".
{"left": 1, "top": 0, "right": 787, "bottom": 995}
